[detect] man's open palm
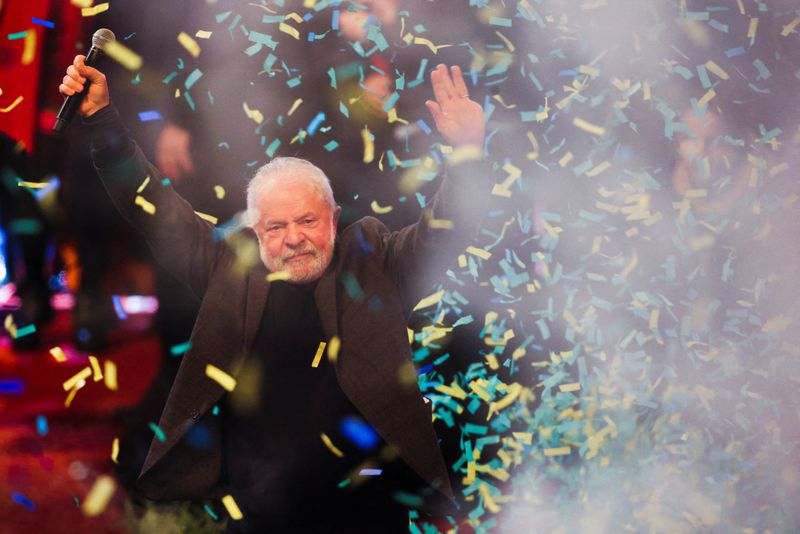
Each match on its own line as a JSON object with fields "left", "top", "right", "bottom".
{"left": 425, "top": 64, "right": 485, "bottom": 148}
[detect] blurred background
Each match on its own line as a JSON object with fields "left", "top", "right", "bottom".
{"left": 0, "top": 0, "right": 798, "bottom": 532}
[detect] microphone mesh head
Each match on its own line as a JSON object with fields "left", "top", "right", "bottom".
{"left": 92, "top": 28, "right": 116, "bottom": 50}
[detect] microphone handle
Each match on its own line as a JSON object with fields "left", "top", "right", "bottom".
{"left": 53, "top": 46, "right": 104, "bottom": 133}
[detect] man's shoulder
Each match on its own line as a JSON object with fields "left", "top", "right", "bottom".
{"left": 340, "top": 216, "right": 390, "bottom": 240}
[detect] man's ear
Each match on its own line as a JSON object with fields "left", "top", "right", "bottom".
{"left": 333, "top": 205, "right": 342, "bottom": 227}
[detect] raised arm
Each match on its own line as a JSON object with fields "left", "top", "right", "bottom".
{"left": 59, "top": 55, "right": 228, "bottom": 298}
{"left": 380, "top": 64, "right": 494, "bottom": 315}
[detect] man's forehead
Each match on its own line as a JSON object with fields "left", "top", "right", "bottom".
{"left": 258, "top": 176, "right": 328, "bottom": 217}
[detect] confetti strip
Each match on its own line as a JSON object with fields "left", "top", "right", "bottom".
{"left": 104, "top": 40, "right": 143, "bottom": 71}
{"left": 177, "top": 32, "right": 201, "bottom": 58}
{"left": 326, "top": 336, "right": 340, "bottom": 363}
{"left": 222, "top": 495, "right": 243, "bottom": 520}
{"left": 266, "top": 270, "right": 291, "bottom": 282}
{"left": 0, "top": 96, "right": 24, "bottom": 113}
{"left": 370, "top": 200, "right": 393, "bottom": 214}
{"left": 88, "top": 356, "right": 103, "bottom": 382}
{"left": 311, "top": 341, "right": 326, "bottom": 368}
{"left": 572, "top": 117, "right": 606, "bottom": 136}
{"left": 81, "top": 476, "right": 115, "bottom": 517}
{"left": 49, "top": 346, "right": 67, "bottom": 363}
{"left": 81, "top": 3, "right": 109, "bottom": 16}
{"left": 104, "top": 360, "right": 118, "bottom": 391}
{"left": 206, "top": 364, "right": 237, "bottom": 392}
{"left": 320, "top": 432, "right": 344, "bottom": 457}
{"left": 135, "top": 195, "right": 156, "bottom": 215}
{"left": 194, "top": 211, "right": 218, "bottom": 225}
{"left": 110, "top": 438, "right": 119, "bottom": 463}
{"left": 214, "top": 185, "right": 225, "bottom": 199}
{"left": 62, "top": 367, "right": 92, "bottom": 391}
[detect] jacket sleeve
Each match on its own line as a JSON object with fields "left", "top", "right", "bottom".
{"left": 378, "top": 154, "right": 495, "bottom": 316}
{"left": 83, "top": 104, "right": 229, "bottom": 299}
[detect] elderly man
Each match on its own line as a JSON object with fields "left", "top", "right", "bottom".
{"left": 61, "top": 53, "right": 488, "bottom": 532}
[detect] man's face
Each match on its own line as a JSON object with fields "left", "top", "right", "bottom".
{"left": 253, "top": 173, "right": 339, "bottom": 284}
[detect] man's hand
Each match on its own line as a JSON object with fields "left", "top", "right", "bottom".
{"left": 156, "top": 124, "right": 195, "bottom": 181}
{"left": 425, "top": 64, "right": 485, "bottom": 148}
{"left": 58, "top": 55, "right": 110, "bottom": 117}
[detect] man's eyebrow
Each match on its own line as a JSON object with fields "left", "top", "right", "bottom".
{"left": 263, "top": 218, "right": 287, "bottom": 226}
{"left": 294, "top": 212, "right": 317, "bottom": 222}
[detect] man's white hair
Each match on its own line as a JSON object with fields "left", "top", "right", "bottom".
{"left": 246, "top": 157, "right": 336, "bottom": 226}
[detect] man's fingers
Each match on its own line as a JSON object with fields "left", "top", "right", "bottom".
{"left": 67, "top": 65, "right": 86, "bottom": 85}
{"left": 59, "top": 83, "right": 76, "bottom": 97}
{"left": 425, "top": 100, "right": 442, "bottom": 124}
{"left": 430, "top": 68, "right": 450, "bottom": 107}
{"left": 451, "top": 65, "right": 469, "bottom": 98}
{"left": 436, "top": 63, "right": 457, "bottom": 100}
{"left": 62, "top": 74, "right": 84, "bottom": 93}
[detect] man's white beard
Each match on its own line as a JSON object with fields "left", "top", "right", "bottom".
{"left": 263, "top": 227, "right": 336, "bottom": 283}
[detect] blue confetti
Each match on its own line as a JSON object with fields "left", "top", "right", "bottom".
{"left": 339, "top": 416, "right": 379, "bottom": 450}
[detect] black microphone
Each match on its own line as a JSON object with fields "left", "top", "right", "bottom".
{"left": 53, "top": 28, "right": 116, "bottom": 133}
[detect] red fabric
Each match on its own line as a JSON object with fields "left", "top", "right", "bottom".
{"left": 0, "top": 0, "right": 86, "bottom": 153}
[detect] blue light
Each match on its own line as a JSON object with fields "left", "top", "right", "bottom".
{"left": 339, "top": 416, "right": 379, "bottom": 451}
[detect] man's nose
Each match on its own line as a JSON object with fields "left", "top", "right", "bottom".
{"left": 285, "top": 225, "right": 306, "bottom": 247}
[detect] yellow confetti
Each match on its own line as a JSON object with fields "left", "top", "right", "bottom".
{"left": 279, "top": 22, "right": 300, "bottom": 40}
{"left": 572, "top": 117, "right": 606, "bottom": 136}
{"left": 63, "top": 367, "right": 92, "bottom": 391}
{"left": 578, "top": 65, "right": 600, "bottom": 77}
{"left": 303, "top": 0, "right": 317, "bottom": 7}
{"left": 49, "top": 346, "right": 67, "bottom": 363}
{"left": 428, "top": 217, "right": 454, "bottom": 230}
{"left": 544, "top": 446, "right": 571, "bottom": 457}
{"left": 70, "top": 0, "right": 92, "bottom": 7}
{"left": 435, "top": 381, "right": 468, "bottom": 400}
{"left": 585, "top": 160, "right": 611, "bottom": 177}
{"left": 370, "top": 200, "right": 393, "bottom": 214}
{"left": 17, "top": 181, "right": 48, "bottom": 190}
{"left": 697, "top": 88, "right": 716, "bottom": 109}
{"left": 747, "top": 17, "right": 758, "bottom": 39}
{"left": 266, "top": 270, "right": 291, "bottom": 282}
{"left": 287, "top": 98, "right": 303, "bottom": 116}
{"left": 466, "top": 246, "right": 492, "bottom": 260}
{"left": 559, "top": 151, "right": 574, "bottom": 167}
{"left": 361, "top": 127, "right": 375, "bottom": 163}
{"left": 195, "top": 30, "right": 213, "bottom": 39}
{"left": 214, "top": 185, "right": 225, "bottom": 200}
{"left": 386, "top": 107, "right": 409, "bottom": 125}
{"left": 320, "top": 432, "right": 344, "bottom": 457}
{"left": 81, "top": 2, "right": 109, "bottom": 16}
{"left": 326, "top": 336, "right": 340, "bottom": 363}
{"left": 413, "top": 289, "right": 445, "bottom": 312}
{"left": 177, "top": 32, "right": 201, "bottom": 58}
{"left": 643, "top": 81, "right": 651, "bottom": 100}
{"left": 64, "top": 385, "right": 79, "bottom": 408}
{"left": 104, "top": 40, "right": 143, "bottom": 71}
{"left": 194, "top": 211, "right": 218, "bottom": 225}
{"left": 104, "top": 360, "right": 118, "bottom": 391}
{"left": 704, "top": 60, "right": 729, "bottom": 80}
{"left": 111, "top": 437, "right": 119, "bottom": 463}
{"left": 205, "top": 364, "right": 237, "bottom": 392}
{"left": 22, "top": 30, "right": 36, "bottom": 65}
{"left": 478, "top": 483, "right": 502, "bottom": 514}
{"left": 780, "top": 16, "right": 800, "bottom": 37}
{"left": 558, "top": 382, "right": 581, "bottom": 393}
{"left": 135, "top": 195, "right": 155, "bottom": 215}
{"left": 311, "top": 342, "right": 326, "bottom": 368}
{"left": 222, "top": 494, "right": 243, "bottom": 520}
{"left": 88, "top": 355, "right": 103, "bottom": 382}
{"left": 494, "top": 30, "right": 515, "bottom": 52}
{"left": 136, "top": 175, "right": 150, "bottom": 194}
{"left": 0, "top": 95, "right": 24, "bottom": 113}
{"left": 243, "top": 102, "right": 264, "bottom": 125}
{"left": 284, "top": 12, "right": 303, "bottom": 24}
{"left": 81, "top": 475, "right": 115, "bottom": 517}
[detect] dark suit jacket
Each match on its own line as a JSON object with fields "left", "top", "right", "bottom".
{"left": 86, "top": 105, "right": 490, "bottom": 505}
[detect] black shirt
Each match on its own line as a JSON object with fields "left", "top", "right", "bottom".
{"left": 223, "top": 280, "right": 414, "bottom": 533}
